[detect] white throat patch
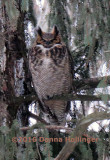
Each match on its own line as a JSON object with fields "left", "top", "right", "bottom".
{"left": 36, "top": 44, "right": 61, "bottom": 53}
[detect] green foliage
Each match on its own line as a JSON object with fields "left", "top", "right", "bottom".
{"left": 1, "top": 121, "right": 109, "bottom": 160}
{"left": 5, "top": 0, "right": 19, "bottom": 29}
{"left": 79, "top": 142, "right": 93, "bottom": 160}
{"left": 72, "top": 45, "right": 90, "bottom": 78}
{"left": 48, "top": 0, "right": 71, "bottom": 46}
{"left": 96, "top": 135, "right": 105, "bottom": 160}
{"left": 73, "top": 0, "right": 110, "bottom": 78}
{"left": 39, "top": 129, "right": 53, "bottom": 160}
{"left": 21, "top": 0, "right": 29, "bottom": 12}
{"left": 0, "top": 120, "right": 19, "bottom": 160}
{"left": 4, "top": 0, "right": 30, "bottom": 30}
{"left": 0, "top": 120, "right": 54, "bottom": 160}
{"left": 101, "top": 94, "right": 109, "bottom": 104}
{"left": 97, "top": 78, "right": 109, "bottom": 103}
{"left": 84, "top": 36, "right": 92, "bottom": 47}
{"left": 97, "top": 78, "right": 107, "bottom": 88}
{"left": 1, "top": 0, "right": 110, "bottom": 159}
{"left": 28, "top": 0, "right": 37, "bottom": 26}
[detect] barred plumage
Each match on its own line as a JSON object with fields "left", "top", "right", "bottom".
{"left": 29, "top": 26, "right": 73, "bottom": 125}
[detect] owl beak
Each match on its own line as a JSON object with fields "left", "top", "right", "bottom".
{"left": 46, "top": 41, "right": 51, "bottom": 45}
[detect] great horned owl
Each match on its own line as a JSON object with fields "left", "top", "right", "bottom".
{"left": 29, "top": 26, "right": 73, "bottom": 125}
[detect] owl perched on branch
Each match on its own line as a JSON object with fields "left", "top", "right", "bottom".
{"left": 29, "top": 26, "right": 73, "bottom": 125}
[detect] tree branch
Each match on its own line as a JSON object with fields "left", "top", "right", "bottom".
{"left": 20, "top": 111, "right": 110, "bottom": 159}
{"left": 20, "top": 125, "right": 73, "bottom": 132}
{"left": 9, "top": 93, "right": 110, "bottom": 106}
{"left": 73, "top": 75, "right": 110, "bottom": 89}
{"left": 54, "top": 111, "right": 110, "bottom": 160}
{"left": 6, "top": 75, "right": 110, "bottom": 106}
{"left": 28, "top": 111, "right": 49, "bottom": 125}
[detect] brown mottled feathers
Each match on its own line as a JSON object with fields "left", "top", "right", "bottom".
{"left": 29, "top": 26, "right": 73, "bottom": 125}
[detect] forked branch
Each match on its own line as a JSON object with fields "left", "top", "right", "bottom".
{"left": 54, "top": 111, "right": 110, "bottom": 160}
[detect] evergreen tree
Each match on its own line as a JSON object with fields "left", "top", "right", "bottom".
{"left": 0, "top": 0, "right": 109, "bottom": 159}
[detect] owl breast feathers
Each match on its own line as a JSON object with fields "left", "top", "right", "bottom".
{"left": 29, "top": 26, "right": 73, "bottom": 125}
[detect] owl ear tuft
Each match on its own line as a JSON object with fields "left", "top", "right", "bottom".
{"left": 37, "top": 26, "right": 42, "bottom": 37}
{"left": 52, "top": 26, "right": 59, "bottom": 36}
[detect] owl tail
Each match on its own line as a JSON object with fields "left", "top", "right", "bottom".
{"left": 44, "top": 100, "right": 68, "bottom": 125}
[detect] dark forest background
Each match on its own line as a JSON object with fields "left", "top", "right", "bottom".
{"left": 0, "top": 0, "right": 110, "bottom": 160}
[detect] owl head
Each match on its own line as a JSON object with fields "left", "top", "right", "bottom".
{"left": 36, "top": 26, "right": 61, "bottom": 48}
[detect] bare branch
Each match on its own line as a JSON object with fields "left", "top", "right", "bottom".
{"left": 20, "top": 125, "right": 73, "bottom": 132}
